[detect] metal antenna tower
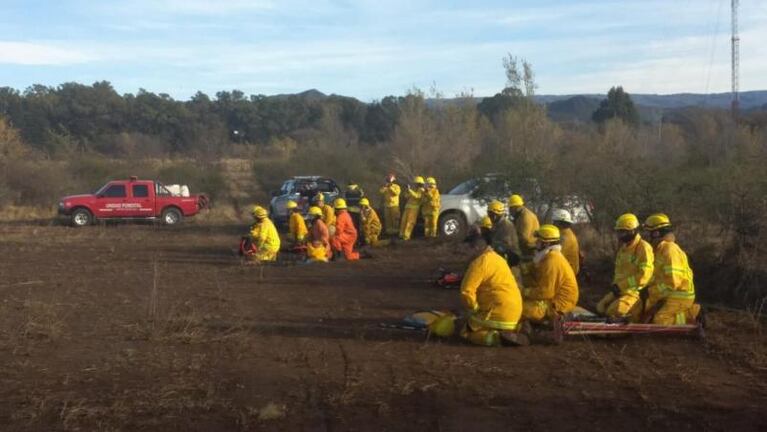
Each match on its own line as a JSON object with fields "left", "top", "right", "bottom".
{"left": 731, "top": 0, "right": 740, "bottom": 116}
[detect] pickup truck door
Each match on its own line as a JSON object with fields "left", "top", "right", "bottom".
{"left": 126, "top": 182, "right": 155, "bottom": 217}
{"left": 94, "top": 183, "right": 133, "bottom": 218}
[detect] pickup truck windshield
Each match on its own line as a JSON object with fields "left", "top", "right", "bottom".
{"left": 449, "top": 179, "right": 478, "bottom": 195}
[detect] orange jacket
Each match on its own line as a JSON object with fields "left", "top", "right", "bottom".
{"left": 334, "top": 210, "right": 357, "bottom": 244}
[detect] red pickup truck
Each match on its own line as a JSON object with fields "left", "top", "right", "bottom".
{"left": 58, "top": 177, "right": 209, "bottom": 227}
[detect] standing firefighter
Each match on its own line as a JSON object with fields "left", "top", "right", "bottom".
{"left": 421, "top": 177, "right": 441, "bottom": 238}
{"left": 359, "top": 198, "right": 383, "bottom": 246}
{"left": 379, "top": 173, "right": 401, "bottom": 236}
{"left": 331, "top": 198, "right": 360, "bottom": 261}
{"left": 508, "top": 194, "right": 540, "bottom": 285}
{"left": 248, "top": 205, "right": 281, "bottom": 263}
{"left": 306, "top": 206, "right": 331, "bottom": 263}
{"left": 552, "top": 209, "right": 580, "bottom": 275}
{"left": 458, "top": 227, "right": 528, "bottom": 346}
{"left": 522, "top": 225, "right": 579, "bottom": 322}
{"left": 643, "top": 214, "right": 700, "bottom": 325}
{"left": 286, "top": 201, "right": 308, "bottom": 246}
{"left": 399, "top": 176, "right": 425, "bottom": 241}
{"left": 596, "top": 213, "right": 654, "bottom": 320}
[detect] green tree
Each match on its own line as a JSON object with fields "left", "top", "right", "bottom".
{"left": 592, "top": 86, "right": 640, "bottom": 127}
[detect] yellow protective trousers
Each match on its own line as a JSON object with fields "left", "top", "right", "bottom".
{"left": 596, "top": 291, "right": 641, "bottom": 321}
{"left": 423, "top": 212, "right": 439, "bottom": 238}
{"left": 399, "top": 206, "right": 420, "bottom": 240}
{"left": 384, "top": 206, "right": 401, "bottom": 235}
{"left": 522, "top": 300, "right": 553, "bottom": 322}
{"left": 647, "top": 297, "right": 700, "bottom": 325}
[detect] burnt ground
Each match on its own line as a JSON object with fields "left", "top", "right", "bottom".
{"left": 0, "top": 221, "right": 765, "bottom": 431}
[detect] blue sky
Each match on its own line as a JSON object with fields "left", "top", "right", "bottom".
{"left": 0, "top": 0, "right": 765, "bottom": 100}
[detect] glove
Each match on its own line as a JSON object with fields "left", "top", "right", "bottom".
{"left": 610, "top": 284, "right": 621, "bottom": 297}
{"left": 506, "top": 252, "right": 521, "bottom": 267}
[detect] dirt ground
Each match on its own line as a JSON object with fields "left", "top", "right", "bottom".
{"left": 0, "top": 221, "right": 765, "bottom": 432}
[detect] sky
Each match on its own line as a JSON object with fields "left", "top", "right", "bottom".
{"left": 0, "top": 0, "right": 765, "bottom": 101}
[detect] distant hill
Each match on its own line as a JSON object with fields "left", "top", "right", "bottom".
{"left": 535, "top": 90, "right": 767, "bottom": 110}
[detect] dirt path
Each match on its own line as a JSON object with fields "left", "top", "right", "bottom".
{"left": 0, "top": 223, "right": 765, "bottom": 431}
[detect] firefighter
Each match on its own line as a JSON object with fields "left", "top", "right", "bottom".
{"left": 521, "top": 225, "right": 579, "bottom": 322}
{"left": 421, "top": 177, "right": 441, "bottom": 238}
{"left": 249, "top": 205, "right": 281, "bottom": 263}
{"left": 330, "top": 198, "right": 360, "bottom": 261}
{"left": 306, "top": 206, "right": 330, "bottom": 263}
{"left": 399, "top": 176, "right": 425, "bottom": 241}
{"left": 344, "top": 181, "right": 365, "bottom": 240}
{"left": 642, "top": 214, "right": 700, "bottom": 325}
{"left": 313, "top": 193, "right": 336, "bottom": 235}
{"left": 487, "top": 200, "right": 521, "bottom": 265}
{"left": 286, "top": 201, "right": 308, "bottom": 246}
{"left": 359, "top": 198, "right": 383, "bottom": 246}
{"left": 596, "top": 213, "right": 654, "bottom": 320}
{"left": 551, "top": 209, "right": 580, "bottom": 275}
{"left": 379, "top": 173, "right": 401, "bottom": 236}
{"left": 508, "top": 194, "right": 540, "bottom": 286}
{"left": 458, "top": 227, "right": 528, "bottom": 346}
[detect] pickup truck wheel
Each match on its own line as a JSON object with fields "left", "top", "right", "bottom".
{"left": 439, "top": 213, "right": 466, "bottom": 239}
{"left": 162, "top": 208, "right": 183, "bottom": 225}
{"left": 71, "top": 208, "right": 92, "bottom": 227}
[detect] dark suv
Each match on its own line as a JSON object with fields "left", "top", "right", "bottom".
{"left": 269, "top": 176, "right": 341, "bottom": 226}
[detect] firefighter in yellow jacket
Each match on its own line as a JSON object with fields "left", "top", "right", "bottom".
{"left": 522, "top": 225, "right": 579, "bottom": 322}
{"left": 421, "top": 177, "right": 441, "bottom": 238}
{"left": 399, "top": 176, "right": 425, "bottom": 240}
{"left": 643, "top": 214, "right": 701, "bottom": 325}
{"left": 379, "top": 173, "right": 401, "bottom": 236}
{"left": 249, "top": 206, "right": 281, "bottom": 262}
{"left": 596, "top": 213, "right": 654, "bottom": 320}
{"left": 551, "top": 209, "right": 580, "bottom": 275}
{"left": 509, "top": 194, "right": 540, "bottom": 286}
{"left": 286, "top": 201, "right": 308, "bottom": 245}
{"left": 459, "top": 227, "right": 528, "bottom": 346}
{"left": 359, "top": 198, "right": 383, "bottom": 246}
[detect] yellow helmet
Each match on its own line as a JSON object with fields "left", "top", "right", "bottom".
{"left": 644, "top": 213, "right": 671, "bottom": 230}
{"left": 308, "top": 206, "right": 323, "bottom": 217}
{"left": 413, "top": 176, "right": 425, "bottom": 185}
{"left": 251, "top": 206, "right": 267, "bottom": 219}
{"left": 313, "top": 193, "right": 325, "bottom": 203}
{"left": 334, "top": 198, "right": 348, "bottom": 210}
{"left": 615, "top": 213, "right": 639, "bottom": 231}
{"left": 359, "top": 197, "right": 370, "bottom": 207}
{"left": 286, "top": 201, "right": 298, "bottom": 210}
{"left": 508, "top": 194, "right": 524, "bottom": 208}
{"left": 480, "top": 216, "right": 493, "bottom": 229}
{"left": 535, "top": 224, "right": 560, "bottom": 242}
{"left": 426, "top": 177, "right": 437, "bottom": 185}
{"left": 428, "top": 314, "right": 456, "bottom": 337}
{"left": 487, "top": 200, "right": 505, "bottom": 215}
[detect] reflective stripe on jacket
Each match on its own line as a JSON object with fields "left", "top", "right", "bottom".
{"left": 613, "top": 234, "right": 654, "bottom": 294}
{"left": 649, "top": 236, "right": 695, "bottom": 300}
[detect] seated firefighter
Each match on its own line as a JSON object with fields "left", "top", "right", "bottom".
{"left": 642, "top": 213, "right": 701, "bottom": 325}
{"left": 247, "top": 205, "right": 281, "bottom": 263}
{"left": 458, "top": 227, "right": 528, "bottom": 347}
{"left": 359, "top": 198, "right": 384, "bottom": 247}
{"left": 306, "top": 206, "right": 330, "bottom": 263}
{"left": 330, "top": 198, "right": 360, "bottom": 261}
{"left": 286, "top": 201, "right": 308, "bottom": 247}
{"left": 522, "top": 224, "right": 579, "bottom": 322}
{"left": 596, "top": 213, "right": 654, "bottom": 321}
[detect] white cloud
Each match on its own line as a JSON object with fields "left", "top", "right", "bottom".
{"left": 0, "top": 41, "right": 97, "bottom": 65}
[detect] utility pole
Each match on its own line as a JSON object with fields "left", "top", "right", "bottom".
{"left": 731, "top": 0, "right": 740, "bottom": 117}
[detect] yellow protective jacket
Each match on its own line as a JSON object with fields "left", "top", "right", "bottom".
{"left": 560, "top": 228, "right": 580, "bottom": 275}
{"left": 421, "top": 188, "right": 441, "bottom": 216}
{"left": 526, "top": 248, "right": 579, "bottom": 313}
{"left": 379, "top": 183, "right": 401, "bottom": 208}
{"left": 613, "top": 234, "right": 654, "bottom": 295}
{"left": 460, "top": 247, "right": 523, "bottom": 330}
{"left": 514, "top": 207, "right": 540, "bottom": 256}
{"left": 321, "top": 204, "right": 336, "bottom": 227}
{"left": 361, "top": 207, "right": 382, "bottom": 243}
{"left": 288, "top": 212, "right": 308, "bottom": 242}
{"left": 405, "top": 187, "right": 423, "bottom": 209}
{"left": 250, "top": 218, "right": 281, "bottom": 253}
{"left": 648, "top": 235, "right": 695, "bottom": 300}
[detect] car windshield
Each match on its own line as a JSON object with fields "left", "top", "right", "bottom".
{"left": 448, "top": 179, "right": 478, "bottom": 195}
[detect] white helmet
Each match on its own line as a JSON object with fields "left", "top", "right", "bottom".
{"left": 552, "top": 208, "right": 573, "bottom": 224}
